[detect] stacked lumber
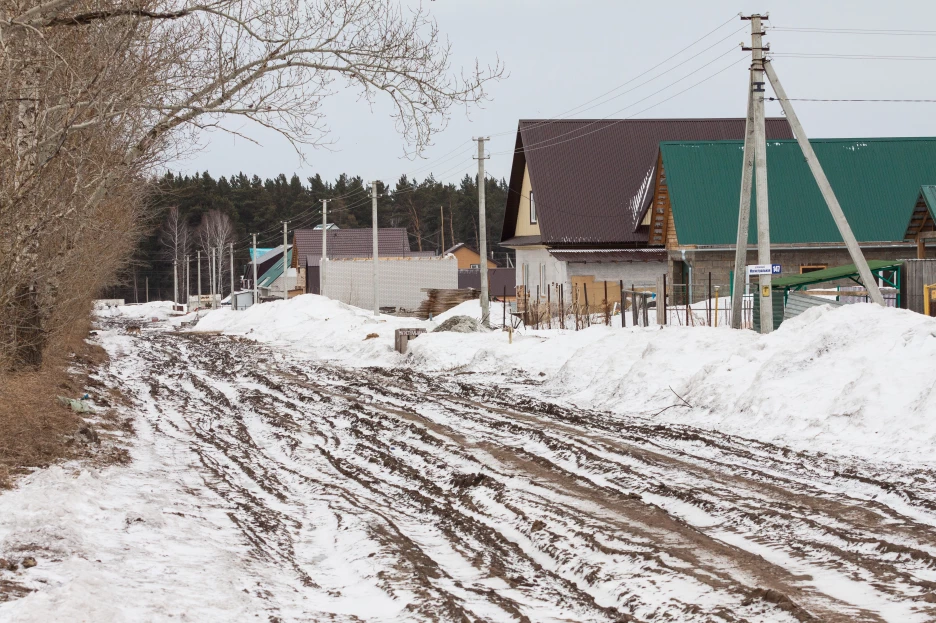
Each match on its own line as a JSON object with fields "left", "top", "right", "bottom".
{"left": 416, "top": 288, "right": 479, "bottom": 319}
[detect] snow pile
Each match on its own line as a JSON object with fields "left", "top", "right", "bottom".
{"left": 194, "top": 294, "right": 432, "bottom": 365}
{"left": 97, "top": 300, "right": 175, "bottom": 321}
{"left": 189, "top": 294, "right": 936, "bottom": 461}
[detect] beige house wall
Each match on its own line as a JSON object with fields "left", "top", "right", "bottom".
{"left": 514, "top": 165, "right": 541, "bottom": 237}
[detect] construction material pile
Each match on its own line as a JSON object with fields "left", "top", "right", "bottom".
{"left": 416, "top": 288, "right": 479, "bottom": 320}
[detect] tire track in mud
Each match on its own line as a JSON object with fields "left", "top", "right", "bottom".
{"left": 103, "top": 330, "right": 936, "bottom": 622}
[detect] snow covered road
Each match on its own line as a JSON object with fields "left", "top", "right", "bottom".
{"left": 3, "top": 325, "right": 936, "bottom": 622}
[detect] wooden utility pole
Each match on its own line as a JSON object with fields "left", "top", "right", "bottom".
{"left": 371, "top": 181, "right": 380, "bottom": 315}
{"left": 251, "top": 234, "right": 258, "bottom": 305}
{"left": 440, "top": 205, "right": 445, "bottom": 252}
{"left": 474, "top": 137, "right": 490, "bottom": 327}
{"left": 173, "top": 259, "right": 178, "bottom": 306}
{"left": 321, "top": 199, "right": 328, "bottom": 297}
{"left": 741, "top": 13, "right": 774, "bottom": 333}
{"left": 282, "top": 221, "right": 289, "bottom": 301}
{"left": 197, "top": 250, "right": 202, "bottom": 306}
{"left": 731, "top": 69, "right": 756, "bottom": 329}
{"left": 763, "top": 60, "right": 885, "bottom": 306}
{"left": 185, "top": 254, "right": 190, "bottom": 308}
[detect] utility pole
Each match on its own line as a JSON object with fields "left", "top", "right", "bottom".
{"left": 197, "top": 250, "right": 202, "bottom": 308}
{"left": 173, "top": 258, "right": 178, "bottom": 307}
{"left": 763, "top": 60, "right": 885, "bottom": 306}
{"left": 440, "top": 205, "right": 445, "bottom": 252}
{"left": 251, "top": 234, "right": 258, "bottom": 305}
{"left": 474, "top": 137, "right": 490, "bottom": 327}
{"left": 731, "top": 70, "right": 756, "bottom": 329}
{"left": 321, "top": 199, "right": 328, "bottom": 297}
{"left": 229, "top": 242, "right": 234, "bottom": 299}
{"left": 371, "top": 181, "right": 380, "bottom": 315}
{"left": 741, "top": 13, "right": 773, "bottom": 333}
{"left": 185, "top": 254, "right": 190, "bottom": 309}
{"left": 282, "top": 221, "right": 289, "bottom": 301}
{"left": 145, "top": 277, "right": 149, "bottom": 303}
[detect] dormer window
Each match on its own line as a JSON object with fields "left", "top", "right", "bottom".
{"left": 530, "top": 190, "right": 537, "bottom": 224}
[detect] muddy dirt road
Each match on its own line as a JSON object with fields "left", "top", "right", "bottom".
{"left": 94, "top": 328, "right": 936, "bottom": 622}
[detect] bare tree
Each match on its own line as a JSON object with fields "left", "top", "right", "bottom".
{"left": 0, "top": 0, "right": 503, "bottom": 370}
{"left": 197, "top": 210, "right": 233, "bottom": 297}
{"left": 159, "top": 206, "right": 192, "bottom": 302}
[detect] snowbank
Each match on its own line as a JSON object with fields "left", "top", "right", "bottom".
{"left": 97, "top": 300, "right": 176, "bottom": 321}
{"left": 190, "top": 294, "right": 936, "bottom": 462}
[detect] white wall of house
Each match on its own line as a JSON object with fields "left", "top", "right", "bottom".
{"left": 515, "top": 247, "right": 567, "bottom": 293}
{"left": 515, "top": 247, "right": 667, "bottom": 293}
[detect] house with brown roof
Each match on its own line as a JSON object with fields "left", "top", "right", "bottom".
{"left": 499, "top": 118, "right": 793, "bottom": 302}
{"left": 444, "top": 243, "right": 502, "bottom": 270}
{"left": 291, "top": 227, "right": 434, "bottom": 294}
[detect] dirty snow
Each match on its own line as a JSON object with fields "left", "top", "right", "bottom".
{"left": 192, "top": 294, "right": 936, "bottom": 463}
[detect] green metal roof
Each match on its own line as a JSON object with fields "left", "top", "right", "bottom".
{"left": 922, "top": 185, "right": 936, "bottom": 217}
{"left": 769, "top": 260, "right": 904, "bottom": 289}
{"left": 258, "top": 249, "right": 292, "bottom": 288}
{"left": 659, "top": 138, "right": 936, "bottom": 246}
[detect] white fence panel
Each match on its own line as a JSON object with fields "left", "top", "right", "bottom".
{"left": 323, "top": 256, "right": 458, "bottom": 311}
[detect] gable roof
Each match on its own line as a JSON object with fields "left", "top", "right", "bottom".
{"left": 443, "top": 242, "right": 502, "bottom": 266}
{"left": 501, "top": 118, "right": 794, "bottom": 247}
{"left": 258, "top": 249, "right": 292, "bottom": 287}
{"left": 294, "top": 227, "right": 412, "bottom": 268}
{"left": 659, "top": 137, "right": 936, "bottom": 246}
{"left": 904, "top": 185, "right": 936, "bottom": 239}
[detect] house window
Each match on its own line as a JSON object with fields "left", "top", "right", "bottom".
{"left": 530, "top": 191, "right": 537, "bottom": 224}
{"left": 800, "top": 265, "right": 827, "bottom": 274}
{"left": 469, "top": 263, "right": 480, "bottom": 269}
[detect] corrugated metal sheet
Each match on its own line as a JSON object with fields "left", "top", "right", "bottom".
{"left": 752, "top": 294, "right": 785, "bottom": 332}
{"left": 501, "top": 118, "right": 793, "bottom": 246}
{"left": 783, "top": 292, "right": 845, "bottom": 321}
{"left": 900, "top": 259, "right": 936, "bottom": 313}
{"left": 294, "top": 228, "right": 411, "bottom": 267}
{"left": 548, "top": 249, "right": 667, "bottom": 263}
{"left": 922, "top": 185, "right": 936, "bottom": 215}
{"left": 660, "top": 138, "right": 936, "bottom": 245}
{"left": 258, "top": 249, "right": 293, "bottom": 287}
{"left": 771, "top": 260, "right": 904, "bottom": 288}
{"left": 323, "top": 257, "right": 458, "bottom": 310}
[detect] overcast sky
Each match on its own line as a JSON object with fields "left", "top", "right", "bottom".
{"left": 172, "top": 0, "right": 936, "bottom": 185}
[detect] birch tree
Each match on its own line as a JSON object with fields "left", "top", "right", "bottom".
{"left": 1, "top": 0, "right": 502, "bottom": 369}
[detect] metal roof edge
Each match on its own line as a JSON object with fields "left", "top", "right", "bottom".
{"left": 660, "top": 137, "right": 936, "bottom": 147}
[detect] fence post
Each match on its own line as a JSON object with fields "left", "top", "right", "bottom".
{"left": 583, "top": 285, "right": 590, "bottom": 327}
{"left": 708, "top": 272, "right": 712, "bottom": 326}
{"left": 619, "top": 280, "right": 625, "bottom": 328}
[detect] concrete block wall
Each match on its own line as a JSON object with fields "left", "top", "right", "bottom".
{"left": 323, "top": 256, "right": 458, "bottom": 311}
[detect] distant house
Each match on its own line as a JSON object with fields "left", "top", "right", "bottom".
{"left": 444, "top": 243, "right": 502, "bottom": 269}
{"left": 656, "top": 137, "right": 936, "bottom": 301}
{"left": 256, "top": 246, "right": 296, "bottom": 299}
{"left": 291, "top": 227, "right": 434, "bottom": 294}
{"left": 499, "top": 118, "right": 793, "bottom": 303}
{"left": 245, "top": 244, "right": 291, "bottom": 294}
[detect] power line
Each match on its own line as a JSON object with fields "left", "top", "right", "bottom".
{"left": 769, "top": 26, "right": 936, "bottom": 36}
{"left": 768, "top": 97, "right": 936, "bottom": 103}
{"left": 492, "top": 52, "right": 747, "bottom": 157}
{"left": 490, "top": 13, "right": 746, "bottom": 138}
{"left": 770, "top": 53, "right": 936, "bottom": 60}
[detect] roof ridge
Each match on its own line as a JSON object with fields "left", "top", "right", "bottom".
{"left": 660, "top": 137, "right": 936, "bottom": 146}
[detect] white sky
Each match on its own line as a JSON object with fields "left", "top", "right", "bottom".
{"left": 173, "top": 0, "right": 936, "bottom": 184}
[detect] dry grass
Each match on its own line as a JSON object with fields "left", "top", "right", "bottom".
{"left": 0, "top": 320, "right": 108, "bottom": 487}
